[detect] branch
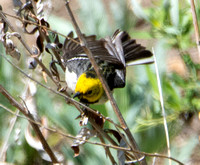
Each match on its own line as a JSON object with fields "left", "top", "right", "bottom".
{"left": 1, "top": 11, "right": 80, "bottom": 44}
{"left": 65, "top": 1, "right": 146, "bottom": 164}
{"left": 0, "top": 10, "right": 59, "bottom": 86}
{"left": 98, "top": 134, "right": 117, "bottom": 164}
{"left": 0, "top": 103, "right": 184, "bottom": 165}
{"left": 190, "top": 0, "right": 200, "bottom": 62}
{"left": 0, "top": 85, "right": 59, "bottom": 163}
{"left": 153, "top": 49, "right": 171, "bottom": 165}
{"left": 0, "top": 110, "right": 19, "bottom": 161}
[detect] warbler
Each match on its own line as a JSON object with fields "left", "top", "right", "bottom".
{"left": 63, "top": 30, "right": 153, "bottom": 104}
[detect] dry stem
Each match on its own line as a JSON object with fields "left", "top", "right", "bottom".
{"left": 0, "top": 103, "right": 184, "bottom": 165}
{"left": 153, "top": 49, "right": 171, "bottom": 165}
{"left": 65, "top": 1, "right": 146, "bottom": 164}
{"left": 190, "top": 0, "right": 200, "bottom": 62}
{"left": 0, "top": 85, "right": 59, "bottom": 163}
{"left": 0, "top": 10, "right": 59, "bottom": 86}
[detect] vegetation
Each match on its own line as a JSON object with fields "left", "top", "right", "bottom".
{"left": 0, "top": 0, "right": 200, "bottom": 164}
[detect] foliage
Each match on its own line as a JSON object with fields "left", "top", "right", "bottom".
{"left": 0, "top": 0, "right": 200, "bottom": 165}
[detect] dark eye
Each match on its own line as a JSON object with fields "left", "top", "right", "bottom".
{"left": 87, "top": 90, "right": 92, "bottom": 95}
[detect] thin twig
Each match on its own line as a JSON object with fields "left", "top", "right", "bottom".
{"left": 0, "top": 10, "right": 58, "bottom": 86}
{"left": 152, "top": 157, "right": 156, "bottom": 165}
{"left": 153, "top": 49, "right": 171, "bottom": 165}
{"left": 65, "top": 1, "right": 146, "bottom": 164}
{"left": 0, "top": 110, "right": 19, "bottom": 161}
{"left": 0, "top": 103, "right": 132, "bottom": 152}
{"left": 0, "top": 79, "right": 31, "bottom": 161}
{"left": 0, "top": 85, "right": 59, "bottom": 163}
{"left": 98, "top": 134, "right": 117, "bottom": 164}
{"left": 190, "top": 0, "right": 200, "bottom": 62}
{"left": 0, "top": 53, "right": 123, "bottom": 130}
{"left": 88, "top": 118, "right": 118, "bottom": 146}
{"left": 0, "top": 103, "right": 184, "bottom": 165}
{"left": 1, "top": 11, "right": 80, "bottom": 45}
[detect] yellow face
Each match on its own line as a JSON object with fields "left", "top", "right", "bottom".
{"left": 74, "top": 72, "right": 104, "bottom": 103}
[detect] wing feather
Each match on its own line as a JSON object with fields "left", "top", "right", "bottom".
{"left": 63, "top": 30, "right": 152, "bottom": 65}
{"left": 63, "top": 32, "right": 123, "bottom": 66}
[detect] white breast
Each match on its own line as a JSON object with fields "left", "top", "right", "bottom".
{"left": 65, "top": 67, "right": 78, "bottom": 94}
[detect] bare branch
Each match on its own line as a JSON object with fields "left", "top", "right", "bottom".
{"left": 0, "top": 85, "right": 59, "bottom": 163}
{"left": 0, "top": 103, "right": 184, "bottom": 165}
{"left": 153, "top": 49, "right": 171, "bottom": 165}
{"left": 0, "top": 10, "right": 59, "bottom": 86}
{"left": 65, "top": 1, "right": 146, "bottom": 164}
{"left": 0, "top": 110, "right": 19, "bottom": 161}
{"left": 0, "top": 11, "right": 80, "bottom": 45}
{"left": 98, "top": 135, "right": 117, "bottom": 164}
{"left": 190, "top": 0, "right": 200, "bottom": 61}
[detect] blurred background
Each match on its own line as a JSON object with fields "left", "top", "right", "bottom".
{"left": 0, "top": 0, "right": 200, "bottom": 164}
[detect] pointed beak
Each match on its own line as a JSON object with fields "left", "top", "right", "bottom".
{"left": 73, "top": 92, "right": 81, "bottom": 98}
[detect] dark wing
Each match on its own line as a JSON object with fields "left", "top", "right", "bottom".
{"left": 63, "top": 30, "right": 153, "bottom": 66}
{"left": 63, "top": 32, "right": 123, "bottom": 67}
{"left": 111, "top": 30, "right": 153, "bottom": 65}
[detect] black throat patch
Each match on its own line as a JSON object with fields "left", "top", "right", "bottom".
{"left": 80, "top": 98, "right": 98, "bottom": 104}
{"left": 85, "top": 71, "right": 97, "bottom": 79}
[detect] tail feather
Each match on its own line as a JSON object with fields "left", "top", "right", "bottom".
{"left": 113, "top": 30, "right": 153, "bottom": 63}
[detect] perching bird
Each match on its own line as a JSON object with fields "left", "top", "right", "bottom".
{"left": 63, "top": 30, "right": 153, "bottom": 104}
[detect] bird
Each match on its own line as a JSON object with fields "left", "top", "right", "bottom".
{"left": 63, "top": 29, "right": 153, "bottom": 104}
